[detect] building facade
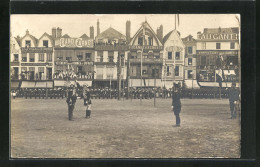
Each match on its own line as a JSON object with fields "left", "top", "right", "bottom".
{"left": 128, "top": 21, "right": 163, "bottom": 87}
{"left": 162, "top": 30, "right": 185, "bottom": 89}
{"left": 10, "top": 33, "right": 21, "bottom": 81}
{"left": 182, "top": 35, "right": 199, "bottom": 88}
{"left": 53, "top": 27, "right": 95, "bottom": 87}
{"left": 19, "top": 30, "right": 54, "bottom": 81}
{"left": 196, "top": 27, "right": 239, "bottom": 86}
{"left": 94, "top": 26, "right": 128, "bottom": 89}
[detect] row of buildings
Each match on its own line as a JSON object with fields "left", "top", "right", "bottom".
{"left": 10, "top": 20, "right": 239, "bottom": 89}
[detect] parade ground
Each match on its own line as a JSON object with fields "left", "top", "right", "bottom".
{"left": 10, "top": 98, "right": 240, "bottom": 158}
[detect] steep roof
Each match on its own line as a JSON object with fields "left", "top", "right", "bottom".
{"left": 20, "top": 31, "right": 38, "bottom": 46}
{"left": 62, "top": 34, "right": 70, "bottom": 38}
{"left": 162, "top": 30, "right": 181, "bottom": 44}
{"left": 203, "top": 27, "right": 239, "bottom": 34}
{"left": 96, "top": 27, "right": 126, "bottom": 40}
{"left": 80, "top": 34, "right": 90, "bottom": 39}
{"left": 38, "top": 32, "right": 55, "bottom": 46}
{"left": 182, "top": 35, "right": 196, "bottom": 42}
{"left": 14, "top": 37, "right": 21, "bottom": 46}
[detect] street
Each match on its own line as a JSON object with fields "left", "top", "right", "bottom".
{"left": 10, "top": 98, "right": 240, "bottom": 158}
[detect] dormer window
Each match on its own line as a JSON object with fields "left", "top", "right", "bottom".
{"left": 148, "top": 37, "right": 153, "bottom": 46}
{"left": 25, "top": 40, "right": 31, "bottom": 47}
{"left": 138, "top": 37, "right": 143, "bottom": 46}
{"left": 43, "top": 40, "right": 48, "bottom": 47}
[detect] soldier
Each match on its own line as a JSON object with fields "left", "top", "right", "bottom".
{"left": 66, "top": 88, "right": 77, "bottom": 121}
{"left": 229, "top": 82, "right": 240, "bottom": 119}
{"left": 171, "top": 83, "right": 182, "bottom": 127}
{"left": 83, "top": 89, "right": 92, "bottom": 118}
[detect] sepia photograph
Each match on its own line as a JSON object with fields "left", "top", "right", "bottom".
{"left": 10, "top": 14, "right": 241, "bottom": 158}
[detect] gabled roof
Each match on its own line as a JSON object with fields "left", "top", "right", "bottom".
{"left": 130, "top": 21, "right": 162, "bottom": 46}
{"left": 162, "top": 30, "right": 181, "bottom": 44}
{"left": 203, "top": 27, "right": 239, "bottom": 34}
{"left": 14, "top": 37, "right": 21, "bottom": 46}
{"left": 38, "top": 32, "right": 55, "bottom": 46}
{"left": 20, "top": 31, "right": 38, "bottom": 46}
{"left": 182, "top": 35, "right": 196, "bottom": 42}
{"left": 96, "top": 27, "right": 126, "bottom": 40}
{"left": 80, "top": 34, "right": 90, "bottom": 39}
{"left": 62, "top": 34, "right": 70, "bottom": 38}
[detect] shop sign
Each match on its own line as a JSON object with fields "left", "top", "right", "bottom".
{"left": 130, "top": 45, "right": 163, "bottom": 50}
{"left": 198, "top": 33, "right": 239, "bottom": 40}
{"left": 95, "top": 45, "right": 129, "bottom": 51}
{"left": 21, "top": 47, "right": 53, "bottom": 53}
{"left": 55, "top": 38, "right": 94, "bottom": 48}
{"left": 197, "top": 50, "right": 238, "bottom": 55}
{"left": 55, "top": 61, "right": 94, "bottom": 65}
{"left": 21, "top": 63, "right": 53, "bottom": 66}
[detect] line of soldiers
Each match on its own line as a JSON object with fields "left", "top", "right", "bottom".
{"left": 15, "top": 88, "right": 66, "bottom": 99}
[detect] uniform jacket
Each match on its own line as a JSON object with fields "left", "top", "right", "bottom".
{"left": 172, "top": 91, "right": 181, "bottom": 107}
{"left": 229, "top": 88, "right": 240, "bottom": 102}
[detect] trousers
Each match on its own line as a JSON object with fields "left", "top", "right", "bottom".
{"left": 173, "top": 107, "right": 181, "bottom": 125}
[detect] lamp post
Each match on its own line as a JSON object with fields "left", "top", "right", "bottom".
{"left": 191, "top": 72, "right": 194, "bottom": 99}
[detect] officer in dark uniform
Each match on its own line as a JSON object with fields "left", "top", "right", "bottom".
{"left": 171, "top": 83, "right": 182, "bottom": 127}
{"left": 229, "top": 82, "right": 240, "bottom": 119}
{"left": 66, "top": 88, "right": 77, "bottom": 121}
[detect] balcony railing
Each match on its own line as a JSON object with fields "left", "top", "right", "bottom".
{"left": 129, "top": 58, "right": 163, "bottom": 64}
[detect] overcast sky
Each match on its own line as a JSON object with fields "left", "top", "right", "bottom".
{"left": 10, "top": 14, "right": 240, "bottom": 39}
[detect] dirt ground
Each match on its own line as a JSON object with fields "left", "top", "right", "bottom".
{"left": 10, "top": 98, "right": 240, "bottom": 158}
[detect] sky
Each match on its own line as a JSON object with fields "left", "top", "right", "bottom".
{"left": 10, "top": 14, "right": 240, "bottom": 40}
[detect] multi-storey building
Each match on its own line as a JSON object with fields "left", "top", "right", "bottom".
{"left": 196, "top": 27, "right": 239, "bottom": 87}
{"left": 53, "top": 27, "right": 95, "bottom": 87}
{"left": 10, "top": 33, "right": 21, "bottom": 80}
{"left": 128, "top": 21, "right": 163, "bottom": 87}
{"left": 162, "top": 30, "right": 185, "bottom": 88}
{"left": 18, "top": 30, "right": 55, "bottom": 81}
{"left": 94, "top": 26, "right": 128, "bottom": 89}
{"left": 182, "top": 35, "right": 199, "bottom": 89}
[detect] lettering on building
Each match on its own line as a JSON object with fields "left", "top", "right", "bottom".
{"left": 55, "top": 38, "right": 94, "bottom": 48}
{"left": 21, "top": 63, "right": 53, "bottom": 66}
{"left": 21, "top": 47, "right": 53, "bottom": 53}
{"left": 198, "top": 33, "right": 239, "bottom": 40}
{"left": 130, "top": 45, "right": 163, "bottom": 50}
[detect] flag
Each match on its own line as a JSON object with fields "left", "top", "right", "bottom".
{"left": 216, "top": 69, "right": 223, "bottom": 83}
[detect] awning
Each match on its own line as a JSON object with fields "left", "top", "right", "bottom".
{"left": 198, "top": 82, "right": 219, "bottom": 87}
{"left": 77, "top": 81, "right": 92, "bottom": 87}
{"left": 10, "top": 81, "right": 20, "bottom": 89}
{"left": 35, "top": 81, "right": 53, "bottom": 88}
{"left": 184, "top": 80, "right": 200, "bottom": 89}
{"left": 224, "top": 70, "right": 236, "bottom": 75}
{"left": 20, "top": 81, "right": 35, "bottom": 88}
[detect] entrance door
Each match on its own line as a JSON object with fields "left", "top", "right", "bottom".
{"left": 47, "top": 68, "right": 52, "bottom": 80}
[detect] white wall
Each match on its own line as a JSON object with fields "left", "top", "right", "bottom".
{"left": 197, "top": 41, "right": 239, "bottom": 50}
{"left": 21, "top": 35, "right": 36, "bottom": 47}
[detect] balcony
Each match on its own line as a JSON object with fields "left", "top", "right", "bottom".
{"left": 129, "top": 58, "right": 163, "bottom": 64}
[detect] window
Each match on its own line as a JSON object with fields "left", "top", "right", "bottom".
{"left": 166, "top": 66, "right": 170, "bottom": 76}
{"left": 148, "top": 37, "right": 153, "bottom": 46}
{"left": 29, "top": 53, "right": 35, "bottom": 62}
{"left": 97, "top": 51, "right": 103, "bottom": 62}
{"left": 138, "top": 37, "right": 143, "bottom": 46}
{"left": 25, "top": 40, "right": 31, "bottom": 47}
{"left": 188, "top": 47, "right": 192, "bottom": 54}
{"left": 201, "top": 56, "right": 206, "bottom": 65}
{"left": 47, "top": 53, "right": 52, "bottom": 62}
{"left": 22, "top": 53, "right": 27, "bottom": 62}
{"left": 77, "top": 66, "right": 83, "bottom": 73}
{"left": 168, "top": 52, "right": 172, "bottom": 60}
{"left": 201, "top": 42, "right": 206, "bottom": 49}
{"left": 108, "top": 51, "right": 114, "bottom": 62}
{"left": 107, "top": 67, "right": 114, "bottom": 79}
{"left": 188, "top": 70, "right": 193, "bottom": 79}
{"left": 175, "top": 52, "right": 180, "bottom": 60}
{"left": 216, "top": 43, "right": 221, "bottom": 49}
{"left": 38, "top": 67, "right": 44, "bottom": 80}
{"left": 43, "top": 40, "right": 48, "bottom": 47}
{"left": 38, "top": 53, "right": 44, "bottom": 62}
{"left": 175, "top": 66, "right": 179, "bottom": 76}
{"left": 230, "top": 42, "right": 235, "bottom": 49}
{"left": 77, "top": 55, "right": 83, "bottom": 61}
{"left": 14, "top": 54, "right": 18, "bottom": 61}
{"left": 188, "top": 58, "right": 192, "bottom": 65}
{"left": 57, "top": 56, "right": 63, "bottom": 61}
{"left": 85, "top": 53, "right": 91, "bottom": 61}
{"left": 66, "top": 57, "right": 72, "bottom": 62}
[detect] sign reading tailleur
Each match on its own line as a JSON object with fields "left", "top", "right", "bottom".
{"left": 55, "top": 38, "right": 94, "bottom": 48}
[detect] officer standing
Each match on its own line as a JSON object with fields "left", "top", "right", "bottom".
{"left": 66, "top": 88, "right": 77, "bottom": 121}
{"left": 171, "top": 83, "right": 182, "bottom": 127}
{"left": 229, "top": 82, "right": 240, "bottom": 119}
{"left": 83, "top": 89, "right": 92, "bottom": 118}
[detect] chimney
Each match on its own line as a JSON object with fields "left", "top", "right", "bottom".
{"left": 26, "top": 29, "right": 29, "bottom": 35}
{"left": 56, "top": 27, "right": 62, "bottom": 38}
{"left": 90, "top": 26, "right": 94, "bottom": 39}
{"left": 97, "top": 19, "right": 100, "bottom": 36}
{"left": 52, "top": 27, "right": 57, "bottom": 38}
{"left": 197, "top": 32, "right": 201, "bottom": 39}
{"left": 157, "top": 25, "right": 163, "bottom": 42}
{"left": 126, "top": 20, "right": 131, "bottom": 43}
